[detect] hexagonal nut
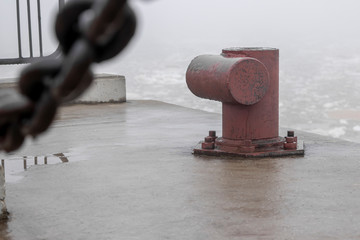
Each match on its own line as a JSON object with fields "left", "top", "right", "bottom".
{"left": 284, "top": 142, "right": 297, "bottom": 150}
{"left": 202, "top": 142, "right": 215, "bottom": 149}
{"left": 285, "top": 137, "right": 295, "bottom": 143}
{"left": 204, "top": 136, "right": 214, "bottom": 143}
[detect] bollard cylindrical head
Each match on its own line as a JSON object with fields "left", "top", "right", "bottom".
{"left": 228, "top": 58, "right": 269, "bottom": 105}
{"left": 186, "top": 55, "right": 269, "bottom": 105}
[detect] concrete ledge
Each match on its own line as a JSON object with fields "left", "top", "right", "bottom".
{"left": 73, "top": 74, "right": 126, "bottom": 104}
{"left": 0, "top": 73, "right": 126, "bottom": 104}
{"left": 0, "top": 82, "right": 16, "bottom": 90}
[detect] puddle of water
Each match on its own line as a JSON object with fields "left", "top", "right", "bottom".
{"left": 0, "top": 153, "right": 76, "bottom": 183}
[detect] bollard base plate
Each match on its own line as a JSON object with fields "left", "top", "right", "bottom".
{"left": 193, "top": 141, "right": 304, "bottom": 158}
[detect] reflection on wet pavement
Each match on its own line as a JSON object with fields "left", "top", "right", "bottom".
{"left": 0, "top": 154, "right": 72, "bottom": 239}
{"left": 1, "top": 153, "right": 70, "bottom": 183}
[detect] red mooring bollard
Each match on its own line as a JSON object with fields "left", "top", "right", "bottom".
{"left": 186, "top": 47, "right": 304, "bottom": 157}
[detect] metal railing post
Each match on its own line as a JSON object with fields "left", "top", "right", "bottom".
{"left": 37, "top": 0, "right": 43, "bottom": 57}
{"left": 26, "top": 0, "right": 33, "bottom": 58}
{"left": 1, "top": 0, "right": 65, "bottom": 65}
{"left": 16, "top": 0, "right": 23, "bottom": 59}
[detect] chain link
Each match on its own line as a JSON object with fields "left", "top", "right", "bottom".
{"left": 0, "top": 0, "right": 136, "bottom": 152}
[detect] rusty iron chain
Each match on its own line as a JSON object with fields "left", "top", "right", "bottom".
{"left": 0, "top": 0, "right": 136, "bottom": 152}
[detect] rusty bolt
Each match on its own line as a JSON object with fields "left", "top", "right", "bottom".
{"left": 209, "top": 131, "right": 216, "bottom": 137}
{"left": 287, "top": 131, "right": 295, "bottom": 137}
{"left": 202, "top": 131, "right": 217, "bottom": 150}
{"left": 208, "top": 130, "right": 217, "bottom": 142}
{"left": 285, "top": 131, "right": 297, "bottom": 150}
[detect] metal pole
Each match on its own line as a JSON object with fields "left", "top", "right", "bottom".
{"left": 16, "top": 0, "right": 23, "bottom": 58}
{"left": 27, "top": 0, "right": 33, "bottom": 57}
{"left": 23, "top": 156, "right": 27, "bottom": 170}
{"left": 1, "top": 160, "right": 4, "bottom": 175}
{"left": 59, "top": 0, "right": 65, "bottom": 9}
{"left": 37, "top": 0, "right": 43, "bottom": 56}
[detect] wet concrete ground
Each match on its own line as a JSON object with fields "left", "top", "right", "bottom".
{"left": 1, "top": 100, "right": 360, "bottom": 239}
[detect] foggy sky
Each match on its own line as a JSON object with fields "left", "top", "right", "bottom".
{"left": 1, "top": 0, "right": 360, "bottom": 67}
{"left": 132, "top": 0, "right": 360, "bottom": 48}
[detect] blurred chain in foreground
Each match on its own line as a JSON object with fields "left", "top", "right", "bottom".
{"left": 0, "top": 0, "right": 136, "bottom": 152}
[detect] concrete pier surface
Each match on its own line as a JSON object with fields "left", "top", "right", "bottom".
{"left": 1, "top": 100, "right": 360, "bottom": 239}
